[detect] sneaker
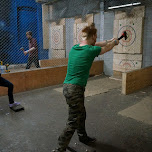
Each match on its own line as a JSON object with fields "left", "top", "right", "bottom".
{"left": 79, "top": 136, "right": 96, "bottom": 145}
{"left": 9, "top": 102, "right": 20, "bottom": 108}
{"left": 9, "top": 102, "right": 24, "bottom": 112}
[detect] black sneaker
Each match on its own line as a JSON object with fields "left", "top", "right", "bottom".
{"left": 79, "top": 136, "right": 96, "bottom": 145}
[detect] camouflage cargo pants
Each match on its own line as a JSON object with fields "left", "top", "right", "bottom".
{"left": 57, "top": 83, "right": 87, "bottom": 151}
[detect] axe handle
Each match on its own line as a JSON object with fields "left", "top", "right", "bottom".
{"left": 118, "top": 35, "right": 124, "bottom": 40}
{"left": 20, "top": 47, "right": 24, "bottom": 51}
{"left": 118, "top": 31, "right": 127, "bottom": 40}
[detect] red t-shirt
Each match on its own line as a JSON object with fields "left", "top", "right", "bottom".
{"left": 29, "top": 38, "right": 38, "bottom": 57}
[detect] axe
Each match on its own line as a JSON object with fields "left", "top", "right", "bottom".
{"left": 118, "top": 31, "right": 127, "bottom": 40}
{"left": 20, "top": 47, "right": 24, "bottom": 51}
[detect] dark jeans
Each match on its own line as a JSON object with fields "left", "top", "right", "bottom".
{"left": 0, "top": 77, "right": 14, "bottom": 104}
{"left": 26, "top": 56, "right": 40, "bottom": 69}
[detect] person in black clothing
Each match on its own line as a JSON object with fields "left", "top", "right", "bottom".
{"left": 0, "top": 74, "right": 24, "bottom": 112}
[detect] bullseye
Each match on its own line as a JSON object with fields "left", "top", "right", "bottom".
{"left": 52, "top": 30, "right": 61, "bottom": 45}
{"left": 118, "top": 25, "right": 136, "bottom": 47}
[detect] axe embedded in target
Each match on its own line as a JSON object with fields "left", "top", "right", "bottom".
{"left": 118, "top": 31, "right": 128, "bottom": 40}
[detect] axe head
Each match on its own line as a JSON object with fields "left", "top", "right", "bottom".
{"left": 122, "top": 31, "right": 127, "bottom": 40}
{"left": 20, "top": 47, "right": 24, "bottom": 51}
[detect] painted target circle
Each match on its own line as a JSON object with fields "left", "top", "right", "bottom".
{"left": 118, "top": 25, "right": 136, "bottom": 47}
{"left": 119, "top": 59, "right": 135, "bottom": 68}
{"left": 52, "top": 30, "right": 61, "bottom": 45}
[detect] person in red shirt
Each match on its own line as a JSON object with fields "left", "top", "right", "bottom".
{"left": 24, "top": 31, "right": 40, "bottom": 69}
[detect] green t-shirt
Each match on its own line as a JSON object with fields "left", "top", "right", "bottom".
{"left": 64, "top": 44, "right": 101, "bottom": 87}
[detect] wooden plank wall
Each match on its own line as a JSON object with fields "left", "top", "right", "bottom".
{"left": 0, "top": 61, "right": 104, "bottom": 96}
{"left": 90, "top": 61, "right": 104, "bottom": 76}
{"left": 74, "top": 23, "right": 88, "bottom": 45}
{"left": 0, "top": 66, "right": 67, "bottom": 96}
{"left": 50, "top": 20, "right": 66, "bottom": 58}
{"left": 40, "top": 58, "right": 68, "bottom": 67}
{"left": 113, "top": 6, "right": 145, "bottom": 75}
{"left": 51, "top": 25, "right": 65, "bottom": 50}
{"left": 113, "top": 17, "right": 144, "bottom": 54}
{"left": 113, "top": 54, "right": 142, "bottom": 72}
{"left": 74, "top": 14, "right": 93, "bottom": 45}
{"left": 122, "top": 66, "right": 152, "bottom": 95}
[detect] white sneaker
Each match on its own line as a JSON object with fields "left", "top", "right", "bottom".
{"left": 9, "top": 102, "right": 20, "bottom": 108}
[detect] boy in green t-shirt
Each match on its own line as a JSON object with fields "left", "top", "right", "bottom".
{"left": 53, "top": 23, "right": 119, "bottom": 152}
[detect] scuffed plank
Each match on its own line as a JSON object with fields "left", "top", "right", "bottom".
{"left": 113, "top": 54, "right": 142, "bottom": 60}
{"left": 39, "top": 58, "right": 68, "bottom": 67}
{"left": 73, "top": 23, "right": 88, "bottom": 45}
{"left": 75, "top": 14, "right": 93, "bottom": 25}
{"left": 115, "top": 6, "right": 145, "bottom": 20}
{"left": 51, "top": 49, "right": 66, "bottom": 58}
{"left": 113, "top": 54, "right": 142, "bottom": 72}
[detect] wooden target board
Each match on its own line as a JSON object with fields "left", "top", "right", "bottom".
{"left": 113, "top": 53, "right": 142, "bottom": 72}
{"left": 113, "top": 17, "right": 143, "bottom": 54}
{"left": 52, "top": 49, "right": 65, "bottom": 58}
{"left": 115, "top": 6, "right": 145, "bottom": 20}
{"left": 51, "top": 25, "right": 65, "bottom": 49}
{"left": 74, "top": 23, "right": 88, "bottom": 45}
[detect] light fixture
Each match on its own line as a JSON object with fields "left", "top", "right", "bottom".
{"left": 108, "top": 2, "right": 141, "bottom": 10}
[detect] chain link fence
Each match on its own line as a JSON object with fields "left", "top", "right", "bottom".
{"left": 0, "top": 0, "right": 152, "bottom": 74}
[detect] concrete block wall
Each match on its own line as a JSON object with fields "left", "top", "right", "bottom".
{"left": 94, "top": 13, "right": 101, "bottom": 43}
{"left": 94, "top": 12, "right": 102, "bottom": 61}
{"left": 103, "top": 11, "right": 115, "bottom": 76}
{"left": 65, "top": 18, "right": 74, "bottom": 58}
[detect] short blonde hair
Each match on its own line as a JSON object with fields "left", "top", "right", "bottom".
{"left": 82, "top": 23, "right": 97, "bottom": 40}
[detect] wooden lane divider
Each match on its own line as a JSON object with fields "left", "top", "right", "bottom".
{"left": 39, "top": 58, "right": 68, "bottom": 67}
{"left": 0, "top": 61, "right": 104, "bottom": 96}
{"left": 122, "top": 66, "right": 152, "bottom": 95}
